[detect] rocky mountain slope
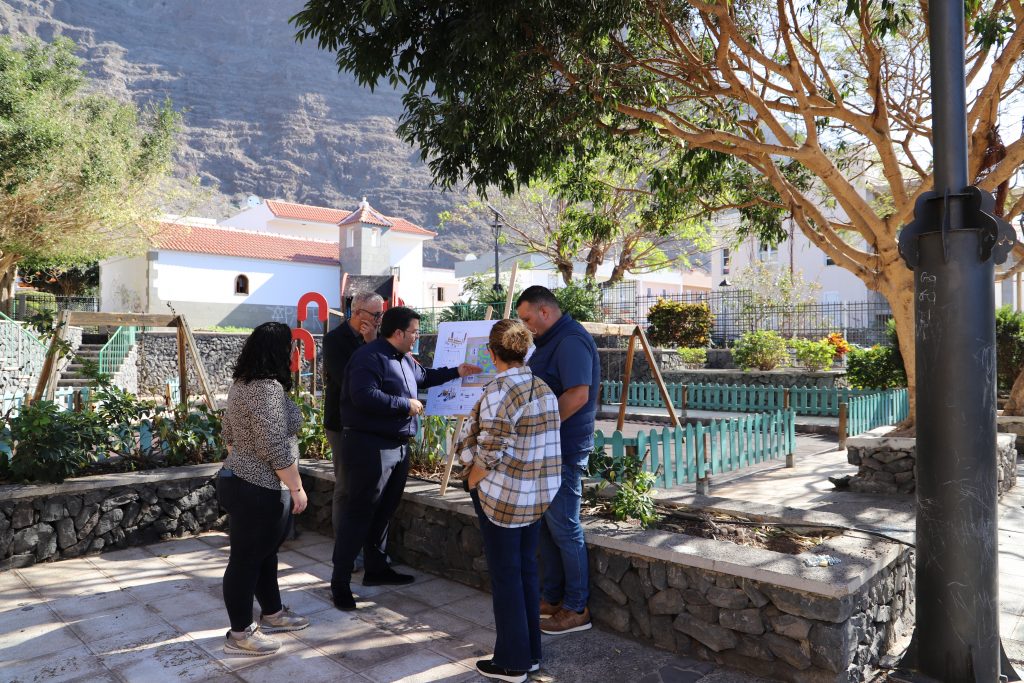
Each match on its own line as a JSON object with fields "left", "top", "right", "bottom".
{"left": 0, "top": 0, "right": 485, "bottom": 266}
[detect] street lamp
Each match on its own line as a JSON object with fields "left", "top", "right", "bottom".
{"left": 488, "top": 205, "right": 506, "bottom": 298}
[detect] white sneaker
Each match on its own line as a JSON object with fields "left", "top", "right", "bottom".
{"left": 224, "top": 623, "right": 281, "bottom": 656}
{"left": 259, "top": 605, "right": 309, "bottom": 633}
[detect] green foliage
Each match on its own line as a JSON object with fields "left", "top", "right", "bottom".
{"left": 0, "top": 36, "right": 179, "bottom": 282}
{"left": 733, "top": 331, "right": 789, "bottom": 371}
{"left": 16, "top": 291, "right": 57, "bottom": 319}
{"left": 996, "top": 306, "right": 1024, "bottom": 391}
{"left": 676, "top": 347, "right": 707, "bottom": 368}
{"left": 3, "top": 401, "right": 102, "bottom": 483}
{"left": 587, "top": 445, "right": 660, "bottom": 528}
{"left": 734, "top": 262, "right": 821, "bottom": 335}
{"left": 18, "top": 256, "right": 98, "bottom": 296}
{"left": 788, "top": 338, "right": 836, "bottom": 372}
{"left": 845, "top": 322, "right": 906, "bottom": 389}
{"left": 410, "top": 415, "right": 453, "bottom": 474}
{"left": 647, "top": 300, "right": 713, "bottom": 348}
{"left": 92, "top": 383, "right": 157, "bottom": 455}
{"left": 554, "top": 279, "right": 602, "bottom": 322}
{"left": 294, "top": 392, "right": 328, "bottom": 459}
{"left": 150, "top": 403, "right": 224, "bottom": 467}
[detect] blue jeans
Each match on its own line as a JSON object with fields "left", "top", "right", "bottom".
{"left": 539, "top": 460, "right": 589, "bottom": 612}
{"left": 471, "top": 490, "right": 542, "bottom": 671}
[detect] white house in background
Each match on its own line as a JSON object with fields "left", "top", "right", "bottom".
{"left": 708, "top": 212, "right": 879, "bottom": 304}
{"left": 99, "top": 198, "right": 454, "bottom": 330}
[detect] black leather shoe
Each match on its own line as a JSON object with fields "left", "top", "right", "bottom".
{"left": 332, "top": 587, "right": 356, "bottom": 610}
{"left": 362, "top": 568, "right": 415, "bottom": 586}
{"left": 476, "top": 659, "right": 527, "bottom": 682}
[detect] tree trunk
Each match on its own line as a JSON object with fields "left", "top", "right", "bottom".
{"left": 877, "top": 268, "right": 917, "bottom": 427}
{"left": 0, "top": 255, "right": 17, "bottom": 317}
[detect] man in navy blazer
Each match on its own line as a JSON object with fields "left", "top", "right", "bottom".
{"left": 330, "top": 306, "right": 480, "bottom": 609}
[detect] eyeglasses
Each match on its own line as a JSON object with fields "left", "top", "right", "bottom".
{"left": 356, "top": 309, "right": 384, "bottom": 320}
{"left": 402, "top": 327, "right": 421, "bottom": 337}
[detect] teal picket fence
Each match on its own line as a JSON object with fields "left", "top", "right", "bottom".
{"left": 601, "top": 380, "right": 886, "bottom": 417}
{"left": 1, "top": 386, "right": 87, "bottom": 417}
{"left": 846, "top": 388, "right": 909, "bottom": 437}
{"left": 593, "top": 410, "right": 795, "bottom": 491}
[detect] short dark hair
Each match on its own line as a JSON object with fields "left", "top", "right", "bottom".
{"left": 381, "top": 306, "right": 421, "bottom": 338}
{"left": 233, "top": 321, "right": 292, "bottom": 390}
{"left": 516, "top": 285, "right": 560, "bottom": 310}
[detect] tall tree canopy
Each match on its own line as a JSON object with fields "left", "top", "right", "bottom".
{"left": 293, "top": 0, "right": 1024, "bottom": 408}
{"left": 441, "top": 141, "right": 715, "bottom": 286}
{"left": 0, "top": 36, "right": 178, "bottom": 308}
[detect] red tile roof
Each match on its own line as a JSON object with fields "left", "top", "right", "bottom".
{"left": 339, "top": 204, "right": 391, "bottom": 227}
{"left": 385, "top": 215, "right": 436, "bottom": 237}
{"left": 265, "top": 199, "right": 350, "bottom": 223}
{"left": 154, "top": 223, "right": 339, "bottom": 265}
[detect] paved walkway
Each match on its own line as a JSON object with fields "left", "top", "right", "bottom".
{"left": 0, "top": 530, "right": 772, "bottom": 683}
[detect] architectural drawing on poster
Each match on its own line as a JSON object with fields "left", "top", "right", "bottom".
{"left": 426, "top": 321, "right": 498, "bottom": 416}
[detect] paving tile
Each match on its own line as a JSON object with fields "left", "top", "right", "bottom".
{"left": 362, "top": 590, "right": 435, "bottom": 618}
{"left": 391, "top": 577, "right": 484, "bottom": 609}
{"left": 66, "top": 602, "right": 162, "bottom": 644}
{"left": 160, "top": 548, "right": 227, "bottom": 572}
{"left": 386, "top": 607, "right": 479, "bottom": 642}
{"left": 0, "top": 619, "right": 84, "bottom": 662}
{"left": 296, "top": 541, "right": 335, "bottom": 564}
{"left": 225, "top": 645, "right": 359, "bottom": 682}
{"left": 276, "top": 585, "right": 333, "bottom": 617}
{"left": 426, "top": 626, "right": 497, "bottom": 666}
{"left": 0, "top": 602, "right": 58, "bottom": 634}
{"left": 299, "top": 561, "right": 334, "bottom": 584}
{"left": 102, "top": 638, "right": 235, "bottom": 682}
{"left": 16, "top": 560, "right": 112, "bottom": 599}
{"left": 148, "top": 588, "right": 228, "bottom": 624}
{"left": 438, "top": 592, "right": 496, "bottom": 628}
{"left": 313, "top": 627, "right": 422, "bottom": 672}
{"left": 47, "top": 586, "right": 137, "bottom": 621}
{"left": 159, "top": 602, "right": 228, "bottom": 635}
{"left": 289, "top": 608, "right": 377, "bottom": 647}
{"left": 124, "top": 576, "right": 198, "bottom": 603}
{"left": 0, "top": 643, "right": 111, "bottom": 683}
{"left": 360, "top": 649, "right": 476, "bottom": 683}
{"left": 197, "top": 531, "right": 231, "bottom": 548}
{"left": 277, "top": 568, "right": 325, "bottom": 589}
{"left": 278, "top": 549, "right": 319, "bottom": 570}
{"left": 145, "top": 537, "right": 215, "bottom": 558}
{"left": 85, "top": 622, "right": 187, "bottom": 656}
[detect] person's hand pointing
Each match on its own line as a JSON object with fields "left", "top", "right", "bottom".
{"left": 458, "top": 364, "right": 483, "bottom": 377}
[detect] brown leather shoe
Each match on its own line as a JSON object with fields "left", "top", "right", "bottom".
{"left": 539, "top": 599, "right": 561, "bottom": 619}
{"left": 540, "top": 606, "right": 592, "bottom": 634}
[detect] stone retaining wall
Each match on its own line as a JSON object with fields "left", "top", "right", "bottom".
{"left": 296, "top": 464, "right": 912, "bottom": 682}
{"left": 0, "top": 464, "right": 225, "bottom": 571}
{"left": 135, "top": 331, "right": 324, "bottom": 396}
{"left": 846, "top": 427, "right": 1017, "bottom": 496}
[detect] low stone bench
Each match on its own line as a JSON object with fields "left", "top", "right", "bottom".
{"left": 298, "top": 462, "right": 912, "bottom": 683}
{"left": 846, "top": 426, "right": 1017, "bottom": 495}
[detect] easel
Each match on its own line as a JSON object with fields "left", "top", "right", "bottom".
{"left": 33, "top": 312, "right": 218, "bottom": 410}
{"left": 616, "top": 325, "right": 681, "bottom": 430}
{"left": 439, "top": 262, "right": 518, "bottom": 495}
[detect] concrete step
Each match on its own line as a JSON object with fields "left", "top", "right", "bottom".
{"left": 57, "top": 378, "right": 95, "bottom": 388}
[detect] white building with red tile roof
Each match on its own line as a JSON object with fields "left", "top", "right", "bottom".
{"left": 99, "top": 198, "right": 451, "bottom": 330}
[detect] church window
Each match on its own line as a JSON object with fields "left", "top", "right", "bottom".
{"left": 235, "top": 274, "right": 249, "bottom": 295}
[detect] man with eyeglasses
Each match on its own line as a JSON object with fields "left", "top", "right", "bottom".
{"left": 323, "top": 291, "right": 385, "bottom": 553}
{"left": 331, "top": 306, "right": 481, "bottom": 610}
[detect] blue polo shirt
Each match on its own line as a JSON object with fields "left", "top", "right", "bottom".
{"left": 527, "top": 314, "right": 600, "bottom": 463}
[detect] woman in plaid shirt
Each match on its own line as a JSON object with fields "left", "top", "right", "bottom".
{"left": 458, "top": 319, "right": 562, "bottom": 683}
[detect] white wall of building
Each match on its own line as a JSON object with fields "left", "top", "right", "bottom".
{"left": 390, "top": 235, "right": 427, "bottom": 305}
{"left": 99, "top": 255, "right": 149, "bottom": 313}
{"left": 421, "top": 268, "right": 464, "bottom": 308}
{"left": 152, "top": 251, "right": 340, "bottom": 308}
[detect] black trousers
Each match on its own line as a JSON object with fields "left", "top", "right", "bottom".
{"left": 216, "top": 473, "right": 291, "bottom": 632}
{"left": 330, "top": 429, "right": 410, "bottom": 592}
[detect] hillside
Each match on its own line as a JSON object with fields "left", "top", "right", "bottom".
{"left": 0, "top": 0, "right": 487, "bottom": 267}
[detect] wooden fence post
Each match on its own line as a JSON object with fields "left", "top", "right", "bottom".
{"left": 785, "top": 411, "right": 796, "bottom": 468}
{"left": 838, "top": 402, "right": 848, "bottom": 450}
{"left": 681, "top": 385, "right": 688, "bottom": 412}
{"left": 696, "top": 432, "right": 711, "bottom": 495}
{"left": 783, "top": 388, "right": 791, "bottom": 411}
{"left": 73, "top": 389, "right": 83, "bottom": 413}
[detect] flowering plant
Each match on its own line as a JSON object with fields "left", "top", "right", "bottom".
{"left": 825, "top": 333, "right": 851, "bottom": 358}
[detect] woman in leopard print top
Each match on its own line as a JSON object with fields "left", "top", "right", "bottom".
{"left": 217, "top": 322, "right": 310, "bottom": 655}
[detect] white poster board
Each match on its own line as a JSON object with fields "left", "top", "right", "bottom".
{"left": 425, "top": 320, "right": 499, "bottom": 416}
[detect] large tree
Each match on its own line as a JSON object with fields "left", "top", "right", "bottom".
{"left": 0, "top": 36, "right": 178, "bottom": 311}
{"left": 441, "top": 143, "right": 715, "bottom": 285}
{"left": 293, "top": 0, "right": 1024, "bottom": 415}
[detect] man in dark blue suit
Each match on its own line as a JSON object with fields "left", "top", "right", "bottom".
{"left": 331, "top": 306, "right": 480, "bottom": 609}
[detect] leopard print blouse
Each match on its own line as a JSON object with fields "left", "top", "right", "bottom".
{"left": 221, "top": 379, "right": 302, "bottom": 490}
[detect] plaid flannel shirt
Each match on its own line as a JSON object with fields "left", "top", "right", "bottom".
{"left": 456, "top": 366, "right": 562, "bottom": 528}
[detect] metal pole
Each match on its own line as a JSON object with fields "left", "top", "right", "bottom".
{"left": 895, "top": 0, "right": 1018, "bottom": 679}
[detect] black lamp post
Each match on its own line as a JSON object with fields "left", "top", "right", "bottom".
{"left": 489, "top": 206, "right": 505, "bottom": 298}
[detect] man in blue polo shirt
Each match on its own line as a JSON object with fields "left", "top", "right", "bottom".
{"left": 516, "top": 286, "right": 600, "bottom": 635}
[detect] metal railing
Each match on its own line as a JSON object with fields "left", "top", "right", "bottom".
{"left": 594, "top": 409, "right": 796, "bottom": 492}
{"left": 0, "top": 311, "right": 48, "bottom": 393}
{"left": 98, "top": 326, "right": 137, "bottom": 377}
{"left": 9, "top": 293, "right": 99, "bottom": 322}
